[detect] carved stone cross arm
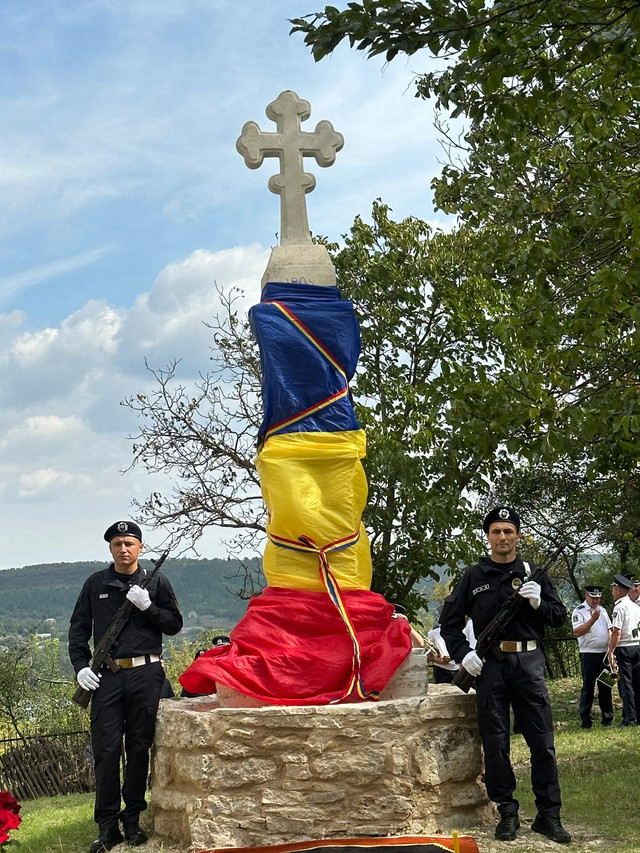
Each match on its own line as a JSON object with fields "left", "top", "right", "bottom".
{"left": 236, "top": 90, "right": 344, "bottom": 246}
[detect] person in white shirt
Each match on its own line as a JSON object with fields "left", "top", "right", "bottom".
{"left": 571, "top": 584, "right": 613, "bottom": 728}
{"left": 427, "top": 619, "right": 476, "bottom": 684}
{"left": 607, "top": 574, "right": 640, "bottom": 726}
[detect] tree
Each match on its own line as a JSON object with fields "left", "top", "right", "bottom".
{"left": 483, "top": 462, "right": 640, "bottom": 599}
{"left": 330, "top": 202, "right": 521, "bottom": 609}
{"left": 124, "top": 284, "right": 266, "bottom": 558}
{"left": 292, "top": 1, "right": 640, "bottom": 477}
{"left": 0, "top": 635, "right": 86, "bottom": 739}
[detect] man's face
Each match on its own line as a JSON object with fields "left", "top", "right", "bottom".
{"left": 487, "top": 522, "right": 520, "bottom": 562}
{"left": 585, "top": 593, "right": 601, "bottom": 609}
{"left": 630, "top": 585, "right": 640, "bottom": 603}
{"left": 109, "top": 536, "right": 143, "bottom": 573}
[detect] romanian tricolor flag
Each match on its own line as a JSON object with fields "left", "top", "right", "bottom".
{"left": 179, "top": 283, "right": 412, "bottom": 704}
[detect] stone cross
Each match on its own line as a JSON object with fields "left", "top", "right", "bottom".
{"left": 236, "top": 90, "right": 344, "bottom": 246}
{"left": 236, "top": 91, "right": 344, "bottom": 287}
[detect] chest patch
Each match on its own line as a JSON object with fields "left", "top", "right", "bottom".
{"left": 99, "top": 593, "right": 109, "bottom": 599}
{"left": 472, "top": 583, "right": 490, "bottom": 596}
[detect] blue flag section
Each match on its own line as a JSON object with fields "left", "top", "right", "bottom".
{"left": 249, "top": 282, "right": 361, "bottom": 444}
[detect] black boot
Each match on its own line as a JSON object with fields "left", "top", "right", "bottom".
{"left": 89, "top": 826, "right": 124, "bottom": 853}
{"left": 531, "top": 813, "right": 571, "bottom": 843}
{"left": 495, "top": 812, "right": 520, "bottom": 841}
{"left": 122, "top": 823, "right": 148, "bottom": 846}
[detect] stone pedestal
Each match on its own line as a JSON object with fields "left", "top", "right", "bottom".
{"left": 152, "top": 686, "right": 490, "bottom": 850}
{"left": 261, "top": 243, "right": 337, "bottom": 288}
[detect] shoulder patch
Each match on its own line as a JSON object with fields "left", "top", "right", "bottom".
{"left": 472, "top": 583, "right": 490, "bottom": 596}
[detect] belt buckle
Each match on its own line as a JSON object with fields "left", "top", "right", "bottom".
{"left": 118, "top": 658, "right": 133, "bottom": 669}
{"left": 502, "top": 641, "right": 518, "bottom": 652}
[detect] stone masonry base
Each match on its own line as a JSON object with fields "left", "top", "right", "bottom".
{"left": 151, "top": 685, "right": 490, "bottom": 850}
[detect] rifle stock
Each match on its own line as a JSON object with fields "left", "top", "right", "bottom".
{"left": 451, "top": 544, "right": 566, "bottom": 694}
{"left": 452, "top": 665, "right": 476, "bottom": 693}
{"left": 72, "top": 550, "right": 169, "bottom": 708}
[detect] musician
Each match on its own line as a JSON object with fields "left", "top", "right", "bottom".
{"left": 572, "top": 584, "right": 613, "bottom": 728}
{"left": 608, "top": 573, "right": 640, "bottom": 726}
{"left": 440, "top": 506, "right": 570, "bottom": 844}
{"left": 69, "top": 521, "right": 182, "bottom": 853}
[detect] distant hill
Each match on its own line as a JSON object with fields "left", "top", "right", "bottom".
{"left": 0, "top": 557, "right": 257, "bottom": 635}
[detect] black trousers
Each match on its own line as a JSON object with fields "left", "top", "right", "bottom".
{"left": 432, "top": 666, "right": 455, "bottom": 684}
{"left": 615, "top": 645, "right": 640, "bottom": 725}
{"left": 475, "top": 649, "right": 561, "bottom": 817}
{"left": 90, "top": 662, "right": 165, "bottom": 830}
{"left": 579, "top": 652, "right": 613, "bottom": 726}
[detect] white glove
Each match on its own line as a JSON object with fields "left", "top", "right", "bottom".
{"left": 77, "top": 666, "right": 101, "bottom": 691}
{"left": 462, "top": 649, "right": 484, "bottom": 677}
{"left": 126, "top": 585, "right": 152, "bottom": 611}
{"left": 518, "top": 580, "right": 542, "bottom": 609}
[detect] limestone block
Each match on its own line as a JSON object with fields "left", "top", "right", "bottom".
{"left": 306, "top": 790, "right": 346, "bottom": 804}
{"left": 151, "top": 787, "right": 196, "bottom": 813}
{"left": 261, "top": 244, "right": 337, "bottom": 289}
{"left": 173, "top": 751, "right": 277, "bottom": 791}
{"left": 414, "top": 724, "right": 482, "bottom": 786}
{"left": 379, "top": 648, "right": 429, "bottom": 699}
{"left": 153, "top": 806, "right": 190, "bottom": 845}
{"left": 310, "top": 744, "right": 387, "bottom": 781}
{"left": 155, "top": 698, "right": 222, "bottom": 749}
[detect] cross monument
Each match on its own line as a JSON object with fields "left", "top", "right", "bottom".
{"left": 236, "top": 90, "right": 344, "bottom": 287}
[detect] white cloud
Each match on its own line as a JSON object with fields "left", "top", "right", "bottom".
{"left": 17, "top": 467, "right": 95, "bottom": 499}
{"left": 116, "top": 245, "right": 267, "bottom": 372}
{"left": 0, "top": 244, "right": 268, "bottom": 565}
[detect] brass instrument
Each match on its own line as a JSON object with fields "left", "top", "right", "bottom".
{"left": 597, "top": 650, "right": 619, "bottom": 689}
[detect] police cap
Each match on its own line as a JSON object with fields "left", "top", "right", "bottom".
{"left": 104, "top": 520, "right": 143, "bottom": 542}
{"left": 584, "top": 584, "right": 603, "bottom": 597}
{"left": 612, "top": 573, "right": 632, "bottom": 590}
{"left": 482, "top": 506, "right": 520, "bottom": 533}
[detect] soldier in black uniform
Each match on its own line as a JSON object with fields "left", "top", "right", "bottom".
{"left": 69, "top": 521, "right": 183, "bottom": 853}
{"left": 440, "top": 507, "right": 571, "bottom": 844}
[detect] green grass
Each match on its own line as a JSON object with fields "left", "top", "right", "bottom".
{"left": 10, "top": 791, "right": 96, "bottom": 853}
{"left": 513, "top": 676, "right": 640, "bottom": 853}
{"left": 6, "top": 679, "right": 638, "bottom": 852}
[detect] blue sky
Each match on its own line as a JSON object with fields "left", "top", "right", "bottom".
{"left": 0, "top": 1, "right": 451, "bottom": 568}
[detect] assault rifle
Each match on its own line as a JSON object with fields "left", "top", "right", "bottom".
{"left": 452, "top": 544, "right": 566, "bottom": 693}
{"left": 72, "top": 550, "right": 170, "bottom": 709}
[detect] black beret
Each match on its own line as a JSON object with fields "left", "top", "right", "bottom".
{"left": 613, "top": 573, "right": 632, "bottom": 590}
{"left": 584, "top": 584, "right": 603, "bottom": 597}
{"left": 482, "top": 506, "right": 520, "bottom": 533}
{"left": 104, "top": 520, "right": 143, "bottom": 542}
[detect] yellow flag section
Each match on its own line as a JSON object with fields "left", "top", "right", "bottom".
{"left": 257, "top": 429, "right": 373, "bottom": 591}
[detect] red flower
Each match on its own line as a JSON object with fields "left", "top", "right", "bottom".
{"left": 0, "top": 792, "right": 21, "bottom": 847}
{"left": 0, "top": 794, "right": 19, "bottom": 815}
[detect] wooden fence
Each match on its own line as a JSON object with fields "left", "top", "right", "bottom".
{"left": 0, "top": 730, "right": 94, "bottom": 800}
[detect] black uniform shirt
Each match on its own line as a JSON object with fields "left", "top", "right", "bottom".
{"left": 439, "top": 554, "right": 566, "bottom": 664}
{"left": 68, "top": 563, "right": 183, "bottom": 674}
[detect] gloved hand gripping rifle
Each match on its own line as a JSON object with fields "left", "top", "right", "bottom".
{"left": 72, "top": 550, "right": 169, "bottom": 708}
